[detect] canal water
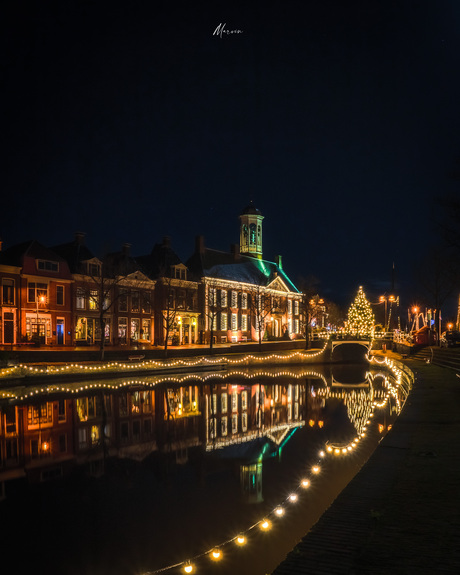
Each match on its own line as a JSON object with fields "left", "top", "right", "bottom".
{"left": 0, "top": 360, "right": 410, "bottom": 575}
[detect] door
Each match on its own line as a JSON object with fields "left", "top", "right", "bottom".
{"left": 56, "top": 320, "right": 64, "bottom": 345}
{"left": 3, "top": 312, "right": 14, "bottom": 344}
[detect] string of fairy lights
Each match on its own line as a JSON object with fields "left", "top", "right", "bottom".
{"left": 0, "top": 337, "right": 413, "bottom": 574}
{"left": 0, "top": 344, "right": 328, "bottom": 382}
{"left": 139, "top": 355, "right": 412, "bottom": 575}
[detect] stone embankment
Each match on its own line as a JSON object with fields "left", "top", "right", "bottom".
{"left": 273, "top": 348, "right": 460, "bottom": 574}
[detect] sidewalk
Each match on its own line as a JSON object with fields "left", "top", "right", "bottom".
{"left": 272, "top": 352, "right": 460, "bottom": 574}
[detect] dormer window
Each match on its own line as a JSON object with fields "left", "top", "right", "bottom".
{"left": 172, "top": 265, "right": 187, "bottom": 280}
{"left": 37, "top": 259, "right": 59, "bottom": 272}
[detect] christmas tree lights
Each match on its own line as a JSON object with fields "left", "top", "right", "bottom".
{"left": 347, "top": 286, "right": 375, "bottom": 339}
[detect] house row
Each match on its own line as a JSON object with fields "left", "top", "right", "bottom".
{"left": 0, "top": 203, "right": 304, "bottom": 348}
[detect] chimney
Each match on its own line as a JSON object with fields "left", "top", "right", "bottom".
{"left": 75, "top": 232, "right": 86, "bottom": 245}
{"left": 122, "top": 243, "right": 131, "bottom": 256}
{"left": 195, "top": 235, "right": 205, "bottom": 254}
{"left": 163, "top": 236, "right": 171, "bottom": 248}
{"left": 231, "top": 243, "right": 240, "bottom": 260}
{"left": 276, "top": 255, "right": 283, "bottom": 270}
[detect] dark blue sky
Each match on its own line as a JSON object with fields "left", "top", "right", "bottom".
{"left": 3, "top": 0, "right": 460, "bottom": 311}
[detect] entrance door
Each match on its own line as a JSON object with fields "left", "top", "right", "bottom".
{"left": 3, "top": 312, "right": 14, "bottom": 344}
{"left": 56, "top": 320, "right": 64, "bottom": 345}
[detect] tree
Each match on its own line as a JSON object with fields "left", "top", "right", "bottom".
{"left": 202, "top": 279, "right": 220, "bottom": 353}
{"left": 347, "top": 286, "right": 375, "bottom": 339}
{"left": 249, "top": 284, "right": 276, "bottom": 351}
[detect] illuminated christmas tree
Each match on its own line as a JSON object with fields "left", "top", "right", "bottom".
{"left": 347, "top": 286, "right": 375, "bottom": 338}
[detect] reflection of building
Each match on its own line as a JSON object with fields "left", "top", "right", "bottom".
{"left": 0, "top": 368, "right": 406, "bottom": 498}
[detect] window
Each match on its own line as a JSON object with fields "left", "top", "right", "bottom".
{"left": 221, "top": 393, "right": 228, "bottom": 414}
{"left": 78, "top": 428, "right": 87, "bottom": 450}
{"left": 209, "top": 287, "right": 217, "bottom": 307}
{"left": 241, "top": 292, "right": 247, "bottom": 309}
{"left": 141, "top": 292, "right": 151, "bottom": 313}
{"left": 231, "top": 291, "right": 238, "bottom": 308}
{"left": 294, "top": 300, "right": 299, "bottom": 315}
{"left": 37, "top": 259, "right": 59, "bottom": 272}
{"left": 141, "top": 319, "right": 151, "bottom": 340}
{"left": 119, "top": 289, "right": 128, "bottom": 312}
{"left": 56, "top": 285, "right": 64, "bottom": 305}
{"left": 241, "top": 314, "right": 248, "bottom": 331}
{"left": 241, "top": 391, "right": 248, "bottom": 411}
{"left": 220, "top": 289, "right": 227, "bottom": 307}
{"left": 76, "top": 288, "right": 85, "bottom": 309}
{"left": 89, "top": 290, "right": 98, "bottom": 310}
{"left": 88, "top": 262, "right": 100, "bottom": 276}
{"left": 232, "top": 391, "right": 238, "bottom": 413}
{"left": 221, "top": 417, "right": 228, "bottom": 436}
{"left": 232, "top": 414, "right": 238, "bottom": 434}
{"left": 231, "top": 313, "right": 237, "bottom": 331}
{"left": 131, "top": 318, "right": 140, "bottom": 340}
{"left": 28, "top": 282, "right": 47, "bottom": 303}
{"left": 2, "top": 279, "right": 14, "bottom": 305}
{"left": 288, "top": 300, "right": 293, "bottom": 314}
{"left": 220, "top": 312, "right": 227, "bottom": 331}
{"left": 242, "top": 412, "right": 248, "bottom": 432}
{"left": 131, "top": 291, "right": 140, "bottom": 312}
{"left": 118, "top": 317, "right": 128, "bottom": 343}
{"left": 295, "top": 319, "right": 299, "bottom": 333}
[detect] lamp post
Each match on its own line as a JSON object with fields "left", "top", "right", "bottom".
{"left": 36, "top": 293, "right": 46, "bottom": 344}
{"left": 379, "top": 294, "right": 396, "bottom": 332}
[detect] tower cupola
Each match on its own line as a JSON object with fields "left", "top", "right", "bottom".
{"left": 239, "top": 202, "right": 264, "bottom": 259}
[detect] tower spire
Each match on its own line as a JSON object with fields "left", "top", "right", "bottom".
{"left": 239, "top": 202, "right": 264, "bottom": 259}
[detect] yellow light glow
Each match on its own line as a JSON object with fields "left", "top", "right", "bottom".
{"left": 236, "top": 535, "right": 246, "bottom": 545}
{"left": 211, "top": 549, "right": 222, "bottom": 561}
{"left": 301, "top": 479, "right": 310, "bottom": 488}
{"left": 183, "top": 564, "right": 194, "bottom": 573}
{"left": 308, "top": 419, "right": 315, "bottom": 427}
{"left": 327, "top": 446, "right": 333, "bottom": 453}
{"left": 260, "top": 520, "right": 271, "bottom": 530}
{"left": 312, "top": 465, "right": 320, "bottom": 474}
{"left": 319, "top": 450, "right": 325, "bottom": 458}
{"left": 275, "top": 507, "right": 285, "bottom": 516}
{"left": 289, "top": 493, "right": 298, "bottom": 502}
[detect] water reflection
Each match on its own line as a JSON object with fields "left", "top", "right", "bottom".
{"left": 0, "top": 362, "right": 410, "bottom": 575}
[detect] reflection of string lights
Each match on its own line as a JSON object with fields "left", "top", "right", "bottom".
{"left": 1, "top": 351, "right": 412, "bottom": 575}
{"left": 0, "top": 344, "right": 329, "bottom": 382}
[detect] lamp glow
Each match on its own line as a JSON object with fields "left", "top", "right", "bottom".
{"left": 236, "top": 535, "right": 246, "bottom": 545}
{"left": 301, "top": 479, "right": 310, "bottom": 488}
{"left": 183, "top": 564, "right": 194, "bottom": 573}
{"left": 260, "top": 519, "right": 271, "bottom": 530}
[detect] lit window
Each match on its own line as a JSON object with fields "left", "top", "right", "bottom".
{"left": 231, "top": 313, "right": 237, "bottom": 331}
{"left": 221, "top": 290, "right": 228, "bottom": 307}
{"left": 241, "top": 314, "right": 247, "bottom": 331}
{"left": 241, "top": 292, "right": 248, "bottom": 309}
{"left": 220, "top": 313, "right": 227, "bottom": 331}
{"left": 231, "top": 291, "right": 238, "bottom": 308}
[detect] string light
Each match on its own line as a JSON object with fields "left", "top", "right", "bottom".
{"left": 0, "top": 347, "right": 413, "bottom": 575}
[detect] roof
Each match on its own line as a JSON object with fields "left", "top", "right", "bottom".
{"left": 52, "top": 240, "right": 96, "bottom": 273}
{"left": 136, "top": 238, "right": 183, "bottom": 279}
{"left": 240, "top": 201, "right": 262, "bottom": 216}
{"left": 186, "top": 248, "right": 299, "bottom": 293}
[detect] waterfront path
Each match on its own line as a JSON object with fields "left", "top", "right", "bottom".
{"left": 272, "top": 352, "right": 460, "bottom": 574}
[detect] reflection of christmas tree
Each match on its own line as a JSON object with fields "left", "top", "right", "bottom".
{"left": 347, "top": 286, "right": 375, "bottom": 338}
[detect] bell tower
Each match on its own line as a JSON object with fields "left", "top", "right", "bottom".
{"left": 239, "top": 202, "right": 264, "bottom": 259}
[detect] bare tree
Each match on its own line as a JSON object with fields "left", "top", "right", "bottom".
{"left": 248, "top": 284, "right": 276, "bottom": 352}
{"left": 202, "top": 279, "right": 220, "bottom": 352}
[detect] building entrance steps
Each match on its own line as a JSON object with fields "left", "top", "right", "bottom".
{"left": 272, "top": 355, "right": 460, "bottom": 574}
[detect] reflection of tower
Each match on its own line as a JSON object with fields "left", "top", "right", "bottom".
{"left": 239, "top": 202, "right": 264, "bottom": 259}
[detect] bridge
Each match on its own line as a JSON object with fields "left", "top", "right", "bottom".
{"left": 331, "top": 340, "right": 372, "bottom": 352}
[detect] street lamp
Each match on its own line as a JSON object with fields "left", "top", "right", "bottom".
{"left": 379, "top": 295, "right": 396, "bottom": 332}
{"left": 36, "top": 293, "right": 46, "bottom": 344}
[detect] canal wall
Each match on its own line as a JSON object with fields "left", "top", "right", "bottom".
{"left": 273, "top": 354, "right": 460, "bottom": 575}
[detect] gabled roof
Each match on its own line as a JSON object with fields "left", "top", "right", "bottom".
{"left": 52, "top": 240, "right": 96, "bottom": 273}
{"left": 136, "top": 238, "right": 183, "bottom": 279}
{"left": 186, "top": 248, "right": 299, "bottom": 293}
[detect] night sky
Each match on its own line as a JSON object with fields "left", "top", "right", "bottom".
{"left": 3, "top": 1, "right": 460, "bottom": 312}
